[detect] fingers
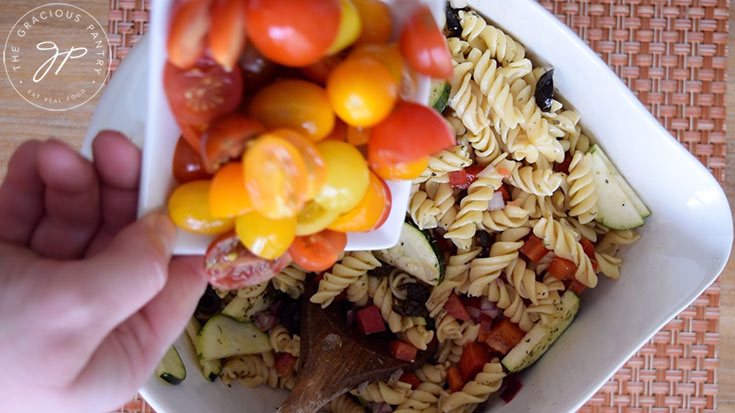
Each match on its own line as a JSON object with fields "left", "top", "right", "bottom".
{"left": 30, "top": 139, "right": 101, "bottom": 259}
{"left": 0, "top": 140, "right": 44, "bottom": 246}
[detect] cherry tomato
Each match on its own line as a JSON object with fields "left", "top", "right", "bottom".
{"left": 347, "top": 126, "right": 370, "bottom": 147}
{"left": 352, "top": 0, "right": 392, "bottom": 45}
{"left": 371, "top": 156, "right": 429, "bottom": 180}
{"left": 349, "top": 43, "right": 403, "bottom": 85}
{"left": 368, "top": 102, "right": 455, "bottom": 165}
{"left": 209, "top": 0, "right": 247, "bottom": 70}
{"left": 323, "top": 118, "right": 348, "bottom": 142}
{"left": 167, "top": 0, "right": 211, "bottom": 69}
{"left": 164, "top": 57, "right": 243, "bottom": 125}
{"left": 248, "top": 79, "right": 335, "bottom": 142}
{"left": 245, "top": 0, "right": 341, "bottom": 67}
{"left": 329, "top": 171, "right": 391, "bottom": 232}
{"left": 236, "top": 211, "right": 296, "bottom": 260}
{"left": 244, "top": 134, "right": 309, "bottom": 219}
{"left": 179, "top": 122, "right": 207, "bottom": 151}
{"left": 173, "top": 136, "right": 211, "bottom": 182}
{"left": 295, "top": 200, "right": 341, "bottom": 236}
{"left": 209, "top": 162, "right": 253, "bottom": 218}
{"left": 314, "top": 141, "right": 370, "bottom": 213}
{"left": 289, "top": 230, "right": 347, "bottom": 272}
{"left": 272, "top": 129, "right": 327, "bottom": 199}
{"left": 326, "top": 0, "right": 362, "bottom": 55}
{"left": 205, "top": 231, "right": 292, "bottom": 290}
{"left": 200, "top": 114, "right": 264, "bottom": 172}
{"left": 327, "top": 56, "right": 397, "bottom": 127}
{"left": 300, "top": 53, "right": 344, "bottom": 85}
{"left": 168, "top": 180, "right": 235, "bottom": 234}
{"left": 399, "top": 5, "right": 452, "bottom": 79}
{"left": 239, "top": 44, "right": 279, "bottom": 94}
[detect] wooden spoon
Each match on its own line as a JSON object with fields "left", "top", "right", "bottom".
{"left": 278, "top": 279, "right": 436, "bottom": 412}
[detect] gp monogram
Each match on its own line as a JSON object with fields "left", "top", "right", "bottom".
{"left": 3, "top": 3, "right": 111, "bottom": 111}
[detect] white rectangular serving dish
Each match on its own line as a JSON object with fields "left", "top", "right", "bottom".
{"left": 137, "top": 0, "right": 733, "bottom": 412}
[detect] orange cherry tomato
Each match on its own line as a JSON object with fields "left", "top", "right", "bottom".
{"left": 326, "top": 0, "right": 362, "bottom": 55}
{"left": 168, "top": 180, "right": 235, "bottom": 234}
{"left": 327, "top": 56, "right": 397, "bottom": 127}
{"left": 347, "top": 126, "right": 370, "bottom": 147}
{"left": 208, "top": 0, "right": 247, "bottom": 70}
{"left": 167, "top": 0, "right": 211, "bottom": 69}
{"left": 399, "top": 5, "right": 452, "bottom": 79}
{"left": 209, "top": 162, "right": 253, "bottom": 218}
{"left": 245, "top": 0, "right": 341, "bottom": 67}
{"left": 200, "top": 114, "right": 264, "bottom": 173}
{"left": 289, "top": 229, "right": 347, "bottom": 272}
{"left": 349, "top": 43, "right": 403, "bottom": 85}
{"left": 323, "top": 118, "right": 348, "bottom": 142}
{"left": 352, "top": 0, "right": 392, "bottom": 45}
{"left": 244, "top": 134, "right": 309, "bottom": 219}
{"left": 248, "top": 79, "right": 335, "bottom": 142}
{"left": 236, "top": 211, "right": 296, "bottom": 260}
{"left": 314, "top": 141, "right": 370, "bottom": 213}
{"left": 164, "top": 57, "right": 243, "bottom": 125}
{"left": 173, "top": 136, "right": 211, "bottom": 183}
{"left": 329, "top": 171, "right": 391, "bottom": 232}
{"left": 272, "top": 129, "right": 327, "bottom": 200}
{"left": 300, "top": 53, "right": 345, "bottom": 85}
{"left": 371, "top": 156, "right": 429, "bottom": 180}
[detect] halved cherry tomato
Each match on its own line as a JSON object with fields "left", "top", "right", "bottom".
{"left": 208, "top": 0, "right": 247, "bottom": 70}
{"left": 244, "top": 134, "right": 309, "bottom": 219}
{"left": 245, "top": 0, "right": 341, "bottom": 67}
{"left": 352, "top": 0, "right": 392, "bottom": 45}
{"left": 368, "top": 102, "right": 455, "bottom": 165}
{"left": 273, "top": 353, "right": 298, "bottom": 378}
{"left": 164, "top": 57, "right": 243, "bottom": 125}
{"left": 236, "top": 211, "right": 296, "bottom": 260}
{"left": 326, "top": 0, "right": 362, "bottom": 55}
{"left": 323, "top": 119, "right": 348, "bottom": 142}
{"left": 200, "top": 114, "right": 264, "bottom": 173}
{"left": 248, "top": 79, "right": 335, "bottom": 142}
{"left": 371, "top": 155, "right": 429, "bottom": 180}
{"left": 167, "top": 0, "right": 211, "bottom": 69}
{"left": 329, "top": 171, "right": 390, "bottom": 232}
{"left": 399, "top": 5, "right": 452, "bottom": 78}
{"left": 296, "top": 200, "right": 340, "bottom": 236}
{"left": 204, "top": 231, "right": 292, "bottom": 290}
{"left": 349, "top": 43, "right": 403, "bottom": 85}
{"left": 179, "top": 123, "right": 207, "bottom": 151}
{"left": 327, "top": 56, "right": 397, "bottom": 127}
{"left": 300, "top": 53, "right": 345, "bottom": 85}
{"left": 347, "top": 126, "right": 370, "bottom": 147}
{"left": 580, "top": 237, "right": 596, "bottom": 260}
{"left": 209, "top": 162, "right": 253, "bottom": 218}
{"left": 272, "top": 129, "right": 327, "bottom": 199}
{"left": 239, "top": 44, "right": 279, "bottom": 94}
{"left": 173, "top": 136, "right": 211, "bottom": 183}
{"left": 314, "top": 141, "right": 370, "bottom": 213}
{"left": 168, "top": 180, "right": 235, "bottom": 234}
{"left": 289, "top": 229, "right": 347, "bottom": 272}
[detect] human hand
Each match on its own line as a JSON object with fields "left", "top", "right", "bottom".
{"left": 0, "top": 131, "right": 207, "bottom": 413}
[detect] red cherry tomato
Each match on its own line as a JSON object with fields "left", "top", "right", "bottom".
{"left": 239, "top": 44, "right": 279, "bottom": 94}
{"left": 173, "top": 136, "right": 211, "bottom": 182}
{"left": 167, "top": 0, "right": 211, "bottom": 69}
{"left": 164, "top": 57, "right": 243, "bottom": 125}
{"left": 205, "top": 231, "right": 292, "bottom": 290}
{"left": 368, "top": 101, "right": 455, "bottom": 165}
{"left": 200, "top": 114, "right": 264, "bottom": 173}
{"left": 208, "top": 0, "right": 248, "bottom": 71}
{"left": 300, "top": 53, "right": 345, "bottom": 85}
{"left": 179, "top": 122, "right": 207, "bottom": 152}
{"left": 289, "top": 229, "right": 347, "bottom": 272}
{"left": 399, "top": 5, "right": 452, "bottom": 79}
{"left": 245, "top": 0, "right": 341, "bottom": 67}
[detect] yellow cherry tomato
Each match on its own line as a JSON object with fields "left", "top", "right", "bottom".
{"left": 236, "top": 211, "right": 296, "bottom": 260}
{"left": 296, "top": 200, "right": 341, "bottom": 236}
{"left": 329, "top": 171, "right": 391, "bottom": 232}
{"left": 372, "top": 156, "right": 429, "bottom": 180}
{"left": 352, "top": 0, "right": 392, "bottom": 45}
{"left": 327, "top": 56, "right": 397, "bottom": 127}
{"left": 326, "top": 0, "right": 362, "bottom": 55}
{"left": 168, "top": 180, "right": 235, "bottom": 234}
{"left": 349, "top": 43, "right": 403, "bottom": 85}
{"left": 209, "top": 162, "right": 254, "bottom": 218}
{"left": 314, "top": 141, "right": 370, "bottom": 213}
{"left": 272, "top": 129, "right": 327, "bottom": 200}
{"left": 248, "top": 79, "right": 336, "bottom": 142}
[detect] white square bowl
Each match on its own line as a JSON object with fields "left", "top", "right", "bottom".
{"left": 82, "top": 0, "right": 732, "bottom": 412}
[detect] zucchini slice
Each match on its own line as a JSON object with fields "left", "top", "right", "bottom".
{"left": 185, "top": 318, "right": 222, "bottom": 381}
{"left": 589, "top": 145, "right": 650, "bottom": 218}
{"left": 221, "top": 287, "right": 274, "bottom": 323}
{"left": 375, "top": 221, "right": 445, "bottom": 285}
{"left": 155, "top": 345, "right": 186, "bottom": 385}
{"left": 429, "top": 80, "right": 450, "bottom": 112}
{"left": 588, "top": 147, "right": 646, "bottom": 230}
{"left": 196, "top": 315, "right": 271, "bottom": 361}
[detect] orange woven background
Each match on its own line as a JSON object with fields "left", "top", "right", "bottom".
{"left": 110, "top": 0, "right": 727, "bottom": 411}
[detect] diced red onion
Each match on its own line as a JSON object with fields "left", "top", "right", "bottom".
{"left": 467, "top": 306, "right": 481, "bottom": 322}
{"left": 488, "top": 191, "right": 505, "bottom": 211}
{"left": 480, "top": 298, "right": 501, "bottom": 319}
{"left": 254, "top": 312, "right": 278, "bottom": 331}
{"left": 371, "top": 402, "right": 393, "bottom": 413}
{"left": 346, "top": 309, "right": 355, "bottom": 326}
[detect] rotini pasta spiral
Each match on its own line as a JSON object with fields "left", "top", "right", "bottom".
{"left": 221, "top": 355, "right": 285, "bottom": 389}
{"left": 533, "top": 216, "right": 597, "bottom": 288}
{"left": 467, "top": 47, "right": 521, "bottom": 129}
{"left": 498, "top": 58, "right": 533, "bottom": 83}
{"left": 395, "top": 382, "right": 443, "bottom": 413}
{"left": 414, "top": 364, "right": 448, "bottom": 385}
{"left": 508, "top": 164, "right": 563, "bottom": 197}
{"left": 311, "top": 251, "right": 381, "bottom": 308}
{"left": 409, "top": 189, "right": 441, "bottom": 230}
{"left": 351, "top": 381, "right": 412, "bottom": 405}
{"left": 597, "top": 229, "right": 640, "bottom": 255}
{"left": 486, "top": 279, "right": 533, "bottom": 331}
{"left": 272, "top": 266, "right": 306, "bottom": 300}
{"left": 481, "top": 204, "right": 530, "bottom": 232}
{"left": 329, "top": 394, "right": 366, "bottom": 413}
{"left": 445, "top": 165, "right": 503, "bottom": 250}
{"left": 237, "top": 281, "right": 268, "bottom": 299}
{"left": 347, "top": 273, "right": 369, "bottom": 307}
{"left": 464, "top": 128, "right": 501, "bottom": 166}
{"left": 435, "top": 310, "right": 463, "bottom": 343}
{"left": 436, "top": 339, "right": 462, "bottom": 365}
{"left": 595, "top": 251, "right": 623, "bottom": 280}
{"left": 506, "top": 253, "right": 549, "bottom": 305}
{"left": 269, "top": 324, "right": 300, "bottom": 357}
{"left": 449, "top": 61, "right": 490, "bottom": 135}
{"left": 389, "top": 270, "right": 418, "bottom": 301}
{"left": 566, "top": 151, "right": 598, "bottom": 224}
{"left": 370, "top": 276, "right": 420, "bottom": 333}
{"left": 399, "top": 325, "right": 435, "bottom": 351}
{"left": 428, "top": 145, "right": 473, "bottom": 176}
{"left": 467, "top": 228, "right": 527, "bottom": 297}
{"left": 458, "top": 11, "right": 526, "bottom": 65}
{"left": 426, "top": 182, "right": 458, "bottom": 230}
{"left": 446, "top": 37, "right": 471, "bottom": 61}
{"left": 439, "top": 360, "right": 505, "bottom": 412}
{"left": 426, "top": 248, "right": 481, "bottom": 316}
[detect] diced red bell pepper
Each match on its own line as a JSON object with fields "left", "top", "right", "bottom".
{"left": 390, "top": 340, "right": 418, "bottom": 362}
{"left": 356, "top": 305, "right": 386, "bottom": 335}
{"left": 484, "top": 318, "right": 526, "bottom": 355}
{"left": 580, "top": 238, "right": 595, "bottom": 260}
{"left": 444, "top": 293, "right": 471, "bottom": 321}
{"left": 548, "top": 257, "right": 578, "bottom": 280}
{"left": 568, "top": 279, "right": 586, "bottom": 295}
{"left": 554, "top": 153, "right": 572, "bottom": 174}
{"left": 497, "top": 185, "right": 510, "bottom": 202}
{"left": 477, "top": 316, "right": 494, "bottom": 343}
{"left": 447, "top": 366, "right": 464, "bottom": 392}
{"left": 273, "top": 353, "right": 298, "bottom": 378}
{"left": 519, "top": 235, "right": 549, "bottom": 263}
{"left": 449, "top": 164, "right": 485, "bottom": 189}
{"left": 399, "top": 372, "right": 422, "bottom": 389}
{"left": 458, "top": 342, "right": 490, "bottom": 382}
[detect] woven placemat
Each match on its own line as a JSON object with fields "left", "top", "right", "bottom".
{"left": 110, "top": 0, "right": 726, "bottom": 412}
